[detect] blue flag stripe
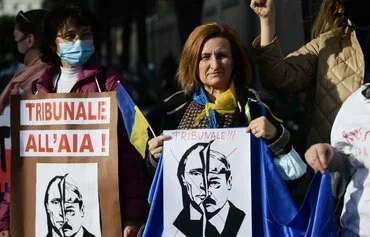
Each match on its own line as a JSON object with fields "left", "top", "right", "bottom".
{"left": 116, "top": 84, "right": 135, "bottom": 137}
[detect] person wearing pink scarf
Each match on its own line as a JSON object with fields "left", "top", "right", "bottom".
{"left": 0, "top": 9, "right": 50, "bottom": 237}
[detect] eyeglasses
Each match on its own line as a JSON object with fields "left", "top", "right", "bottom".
{"left": 16, "top": 10, "right": 32, "bottom": 24}
{"left": 57, "top": 31, "right": 94, "bottom": 42}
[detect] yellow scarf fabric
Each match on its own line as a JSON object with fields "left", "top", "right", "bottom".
{"left": 194, "top": 81, "right": 237, "bottom": 126}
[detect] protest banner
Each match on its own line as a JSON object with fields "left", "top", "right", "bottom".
{"left": 10, "top": 92, "right": 121, "bottom": 237}
{"left": 0, "top": 107, "right": 11, "bottom": 194}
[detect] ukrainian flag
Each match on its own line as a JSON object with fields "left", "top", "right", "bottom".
{"left": 116, "top": 83, "right": 149, "bottom": 158}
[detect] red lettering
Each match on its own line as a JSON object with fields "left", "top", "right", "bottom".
{"left": 99, "top": 101, "right": 107, "bottom": 120}
{"left": 58, "top": 134, "right": 71, "bottom": 152}
{"left": 342, "top": 131, "right": 353, "bottom": 143}
{"left": 221, "top": 131, "right": 225, "bottom": 139}
{"left": 53, "top": 102, "right": 62, "bottom": 121}
{"left": 172, "top": 131, "right": 179, "bottom": 140}
{"left": 228, "top": 131, "right": 235, "bottom": 139}
{"left": 36, "top": 103, "right": 42, "bottom": 121}
{"left": 80, "top": 134, "right": 93, "bottom": 152}
{"left": 73, "top": 134, "right": 78, "bottom": 152}
{"left": 25, "top": 103, "right": 35, "bottom": 121}
{"left": 181, "top": 132, "right": 186, "bottom": 140}
{"left": 191, "top": 131, "right": 197, "bottom": 140}
{"left": 38, "top": 134, "right": 45, "bottom": 152}
{"left": 204, "top": 132, "right": 210, "bottom": 140}
{"left": 25, "top": 134, "right": 37, "bottom": 152}
{"left": 76, "top": 102, "right": 87, "bottom": 120}
{"left": 88, "top": 102, "right": 97, "bottom": 120}
{"left": 45, "top": 134, "right": 53, "bottom": 152}
{"left": 210, "top": 132, "right": 216, "bottom": 140}
{"left": 64, "top": 101, "right": 74, "bottom": 120}
{"left": 45, "top": 102, "right": 52, "bottom": 121}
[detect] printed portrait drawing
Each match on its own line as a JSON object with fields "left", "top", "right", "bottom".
{"left": 174, "top": 140, "right": 246, "bottom": 237}
{"left": 44, "top": 174, "right": 95, "bottom": 237}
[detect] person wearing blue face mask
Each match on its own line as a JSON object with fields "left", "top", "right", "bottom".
{"left": 34, "top": 4, "right": 146, "bottom": 237}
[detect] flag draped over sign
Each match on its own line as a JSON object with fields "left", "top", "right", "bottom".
{"left": 116, "top": 83, "right": 149, "bottom": 158}
{"left": 143, "top": 100, "right": 338, "bottom": 236}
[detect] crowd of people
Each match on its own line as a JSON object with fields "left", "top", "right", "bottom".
{"left": 0, "top": 0, "right": 369, "bottom": 236}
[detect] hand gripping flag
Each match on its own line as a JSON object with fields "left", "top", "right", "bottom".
{"left": 250, "top": 100, "right": 338, "bottom": 236}
{"left": 116, "top": 83, "right": 149, "bottom": 158}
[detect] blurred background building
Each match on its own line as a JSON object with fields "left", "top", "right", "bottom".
{"left": 0, "top": 0, "right": 42, "bottom": 15}
{"left": 1, "top": 0, "right": 321, "bottom": 84}
{"left": 0, "top": 0, "right": 322, "bottom": 152}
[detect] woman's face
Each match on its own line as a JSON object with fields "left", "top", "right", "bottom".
{"left": 55, "top": 24, "right": 93, "bottom": 47}
{"left": 198, "top": 37, "right": 233, "bottom": 95}
{"left": 55, "top": 23, "right": 94, "bottom": 68}
{"left": 13, "top": 24, "right": 30, "bottom": 55}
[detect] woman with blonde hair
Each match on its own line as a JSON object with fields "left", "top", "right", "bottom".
{"left": 251, "top": 0, "right": 370, "bottom": 232}
{"left": 250, "top": 0, "right": 370, "bottom": 148}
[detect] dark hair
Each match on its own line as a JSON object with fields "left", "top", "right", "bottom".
{"left": 177, "top": 140, "right": 231, "bottom": 193}
{"left": 44, "top": 175, "right": 84, "bottom": 232}
{"left": 15, "top": 9, "right": 48, "bottom": 41}
{"left": 40, "top": 4, "right": 96, "bottom": 66}
{"left": 177, "top": 140, "right": 232, "bottom": 212}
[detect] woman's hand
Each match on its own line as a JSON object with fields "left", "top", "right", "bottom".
{"left": 246, "top": 116, "right": 277, "bottom": 140}
{"left": 9, "top": 82, "right": 24, "bottom": 96}
{"left": 123, "top": 225, "right": 138, "bottom": 237}
{"left": 148, "top": 135, "right": 172, "bottom": 160}
{"left": 250, "top": 0, "right": 274, "bottom": 19}
{"left": 250, "top": 0, "right": 276, "bottom": 46}
{"left": 0, "top": 230, "right": 9, "bottom": 237}
{"left": 304, "top": 143, "right": 333, "bottom": 174}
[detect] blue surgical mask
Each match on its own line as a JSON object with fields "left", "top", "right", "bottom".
{"left": 58, "top": 40, "right": 95, "bottom": 67}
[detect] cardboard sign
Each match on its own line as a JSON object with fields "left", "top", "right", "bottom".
{"left": 11, "top": 92, "right": 121, "bottom": 237}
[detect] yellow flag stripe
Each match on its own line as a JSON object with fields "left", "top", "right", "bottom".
{"left": 130, "top": 106, "right": 150, "bottom": 158}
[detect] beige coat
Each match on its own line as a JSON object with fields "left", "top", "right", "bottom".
{"left": 253, "top": 26, "right": 364, "bottom": 147}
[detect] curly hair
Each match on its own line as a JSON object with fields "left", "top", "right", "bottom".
{"left": 40, "top": 4, "right": 96, "bottom": 66}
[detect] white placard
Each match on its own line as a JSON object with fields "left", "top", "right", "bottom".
{"left": 35, "top": 163, "right": 101, "bottom": 237}
{"left": 163, "top": 128, "right": 252, "bottom": 237}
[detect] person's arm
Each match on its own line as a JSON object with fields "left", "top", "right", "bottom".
{"left": 250, "top": 0, "right": 276, "bottom": 46}
{"left": 251, "top": 0, "right": 320, "bottom": 93}
{"left": 253, "top": 35, "right": 320, "bottom": 93}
